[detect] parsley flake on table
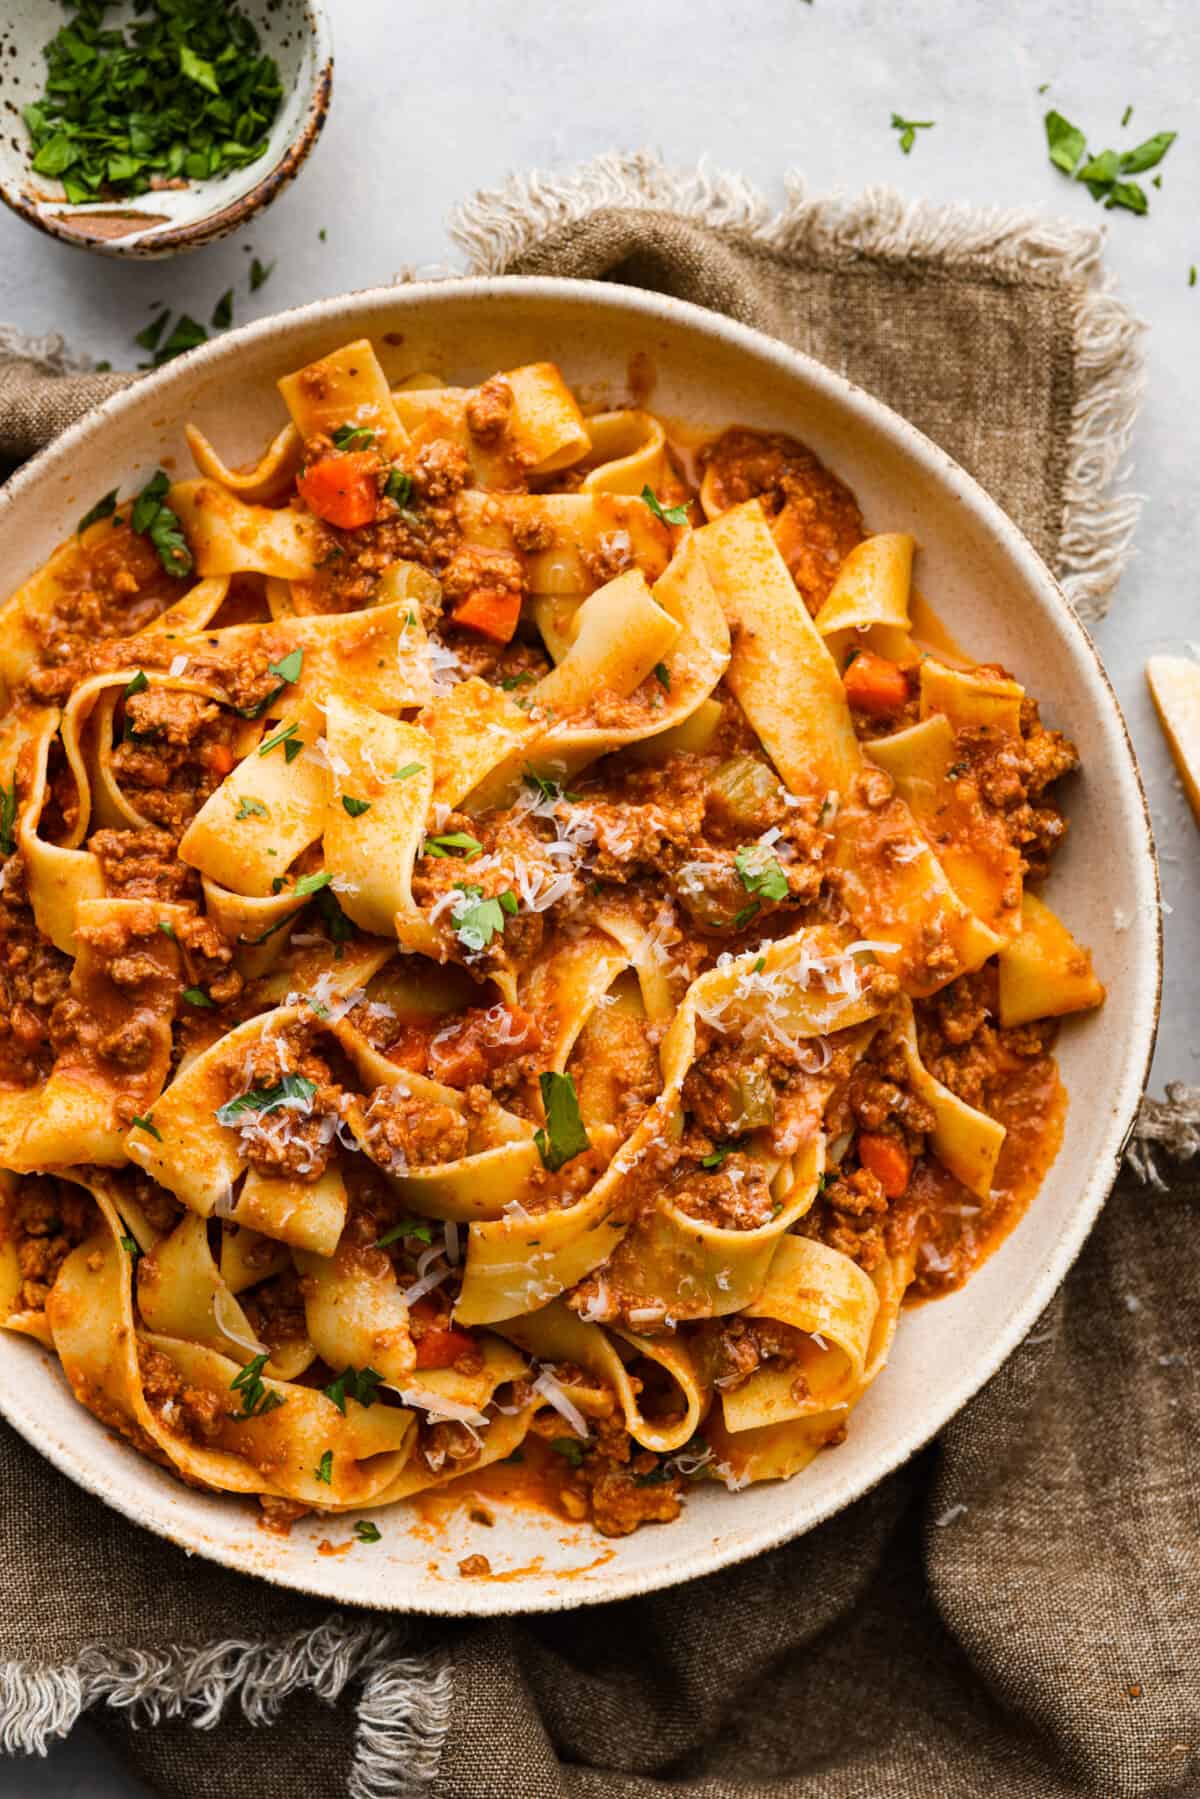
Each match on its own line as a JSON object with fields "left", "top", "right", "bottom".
{"left": 640, "top": 485, "right": 690, "bottom": 525}
{"left": 22, "top": 0, "right": 284, "bottom": 206}
{"left": 890, "top": 113, "right": 935, "bottom": 155}
{"left": 533, "top": 1071, "right": 590, "bottom": 1173}
{"left": 211, "top": 290, "right": 234, "bottom": 331}
{"left": 1044, "top": 110, "right": 1176, "bottom": 213}
{"left": 250, "top": 257, "right": 275, "bottom": 292}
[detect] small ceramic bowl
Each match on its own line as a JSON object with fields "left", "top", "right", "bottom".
{"left": 0, "top": 0, "right": 332, "bottom": 258}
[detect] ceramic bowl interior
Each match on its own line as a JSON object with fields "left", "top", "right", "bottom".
{"left": 0, "top": 279, "right": 1160, "bottom": 1614}
{"left": 0, "top": 0, "right": 332, "bottom": 257}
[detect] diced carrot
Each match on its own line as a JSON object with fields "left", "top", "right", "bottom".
{"left": 385, "top": 1023, "right": 431, "bottom": 1075}
{"left": 449, "top": 587, "right": 522, "bottom": 645}
{"left": 842, "top": 649, "right": 910, "bottom": 716}
{"left": 427, "top": 1004, "right": 542, "bottom": 1087}
{"left": 857, "top": 1132, "right": 913, "bottom": 1199}
{"left": 414, "top": 1328, "right": 477, "bottom": 1370}
{"left": 203, "top": 741, "right": 235, "bottom": 777}
{"left": 297, "top": 451, "right": 379, "bottom": 529}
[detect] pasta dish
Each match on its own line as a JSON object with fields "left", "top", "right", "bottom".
{"left": 0, "top": 341, "right": 1105, "bottom": 1546}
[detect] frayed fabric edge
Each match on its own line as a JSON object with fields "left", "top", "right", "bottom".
{"left": 448, "top": 148, "right": 1145, "bottom": 622}
{"left": 1125, "top": 1082, "right": 1200, "bottom": 1191}
{"left": 0, "top": 1616, "right": 451, "bottom": 1799}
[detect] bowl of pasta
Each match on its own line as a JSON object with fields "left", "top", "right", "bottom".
{"left": 0, "top": 279, "right": 1158, "bottom": 1613}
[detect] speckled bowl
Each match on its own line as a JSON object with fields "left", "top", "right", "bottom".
{"left": 0, "top": 280, "right": 1161, "bottom": 1613}
{"left": 0, "top": 0, "right": 332, "bottom": 257}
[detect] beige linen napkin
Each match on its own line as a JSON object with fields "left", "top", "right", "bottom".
{"left": 1, "top": 156, "right": 1195, "bottom": 1799}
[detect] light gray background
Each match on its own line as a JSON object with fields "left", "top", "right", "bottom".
{"left": 1, "top": 0, "right": 1194, "bottom": 1791}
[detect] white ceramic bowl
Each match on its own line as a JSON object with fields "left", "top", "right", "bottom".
{"left": 0, "top": 279, "right": 1160, "bottom": 1614}
{"left": 0, "top": 0, "right": 332, "bottom": 257}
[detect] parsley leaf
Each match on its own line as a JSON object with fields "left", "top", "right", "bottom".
{"left": 451, "top": 884, "right": 516, "bottom": 953}
{"left": 250, "top": 257, "right": 275, "bottom": 292}
{"left": 332, "top": 423, "right": 375, "bottom": 451}
{"left": 315, "top": 1449, "right": 333, "bottom": 1485}
{"left": 341, "top": 795, "right": 371, "bottom": 818}
{"left": 235, "top": 795, "right": 268, "bottom": 821}
{"left": 123, "top": 669, "right": 149, "bottom": 699}
{"left": 182, "top": 986, "right": 213, "bottom": 1007}
{"left": 131, "top": 1114, "right": 162, "bottom": 1141}
{"left": 270, "top": 649, "right": 304, "bottom": 686}
{"left": 354, "top": 1520, "right": 382, "bottom": 1544}
{"left": 215, "top": 1073, "right": 318, "bottom": 1127}
{"left": 294, "top": 869, "right": 333, "bottom": 898}
{"left": 1120, "top": 131, "right": 1176, "bottom": 175}
{"left": 374, "top": 1218, "right": 434, "bottom": 1248}
{"left": 322, "top": 1366, "right": 383, "bottom": 1415}
{"left": 230, "top": 1352, "right": 285, "bottom": 1419}
{"left": 390, "top": 762, "right": 424, "bottom": 782}
{"left": 734, "top": 845, "right": 790, "bottom": 901}
{"left": 77, "top": 489, "right": 118, "bottom": 535}
{"left": 423, "top": 830, "right": 482, "bottom": 858}
{"left": 1106, "top": 180, "right": 1149, "bottom": 214}
{"left": 129, "top": 469, "right": 193, "bottom": 579}
{"left": 640, "top": 484, "right": 690, "bottom": 525}
{"left": 701, "top": 1144, "right": 734, "bottom": 1170}
{"left": 119, "top": 1234, "right": 142, "bottom": 1262}
{"left": 0, "top": 783, "right": 15, "bottom": 857}
{"left": 533, "top": 1071, "right": 590, "bottom": 1173}
{"left": 211, "top": 289, "right": 234, "bottom": 331}
{"left": 258, "top": 721, "right": 301, "bottom": 759}
{"left": 1045, "top": 109, "right": 1088, "bottom": 175}
{"left": 550, "top": 1437, "right": 584, "bottom": 1467}
{"left": 891, "top": 112, "right": 935, "bottom": 154}
{"left": 522, "top": 770, "right": 579, "bottom": 804}
{"left": 384, "top": 469, "right": 413, "bottom": 506}
{"left": 134, "top": 312, "right": 170, "bottom": 354}
{"left": 653, "top": 662, "right": 671, "bottom": 691}
{"left": 730, "top": 902, "right": 760, "bottom": 931}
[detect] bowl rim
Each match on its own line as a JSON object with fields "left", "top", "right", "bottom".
{"left": 0, "top": 275, "right": 1162, "bottom": 1613}
{"left": 0, "top": 0, "right": 334, "bottom": 257}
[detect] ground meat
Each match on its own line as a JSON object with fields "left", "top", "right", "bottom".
{"left": 419, "top": 1420, "right": 483, "bottom": 1477}
{"left": 3, "top": 1176, "right": 96, "bottom": 1313}
{"left": 699, "top": 427, "right": 864, "bottom": 614}
{"left": 550, "top": 1412, "right": 683, "bottom": 1537}
{"left": 465, "top": 376, "right": 513, "bottom": 445}
{"left": 711, "top": 1316, "right": 807, "bottom": 1393}
{"left": 458, "top": 1553, "right": 492, "bottom": 1577}
{"left": 230, "top": 1032, "right": 342, "bottom": 1183}
{"left": 670, "top": 1153, "right": 776, "bottom": 1230}
{"left": 801, "top": 1167, "right": 890, "bottom": 1270}
{"left": 0, "top": 869, "right": 72, "bottom": 1085}
{"left": 89, "top": 827, "right": 198, "bottom": 902}
{"left": 412, "top": 439, "right": 472, "bottom": 502}
{"left": 439, "top": 544, "right": 525, "bottom": 608}
{"left": 108, "top": 685, "right": 243, "bottom": 833}
{"left": 916, "top": 965, "right": 1054, "bottom": 1110}
{"left": 257, "top": 1496, "right": 313, "bottom": 1535}
{"left": 138, "top": 1341, "right": 225, "bottom": 1442}
{"left": 240, "top": 1267, "right": 308, "bottom": 1351}
{"left": 359, "top": 1085, "right": 469, "bottom": 1174}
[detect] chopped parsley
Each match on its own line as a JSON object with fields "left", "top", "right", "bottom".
{"left": 258, "top": 720, "right": 302, "bottom": 760}
{"left": 135, "top": 312, "right": 169, "bottom": 355}
{"left": 1122, "top": 104, "right": 1134, "bottom": 129}
{"left": 181, "top": 986, "right": 213, "bottom": 1006}
{"left": 1044, "top": 111, "right": 1175, "bottom": 213}
{"left": 138, "top": 312, "right": 210, "bottom": 369}
{"left": 384, "top": 469, "right": 413, "bottom": 507}
{"left": 235, "top": 795, "right": 269, "bottom": 821}
{"left": 653, "top": 662, "right": 672, "bottom": 691}
{"left": 0, "top": 782, "right": 15, "bottom": 857}
{"left": 250, "top": 257, "right": 274, "bottom": 292}
{"left": 734, "top": 845, "right": 790, "bottom": 902}
{"left": 314, "top": 886, "right": 355, "bottom": 955}
{"left": 119, "top": 1234, "right": 141, "bottom": 1261}
{"left": 129, "top": 469, "right": 193, "bottom": 579}
{"left": 701, "top": 1144, "right": 733, "bottom": 1171}
{"left": 215, "top": 1073, "right": 317, "bottom": 1127}
{"left": 523, "top": 771, "right": 579, "bottom": 804}
{"left": 341, "top": 795, "right": 372, "bottom": 818}
{"left": 23, "top": 0, "right": 284, "bottom": 205}
{"left": 640, "top": 485, "right": 690, "bottom": 525}
{"left": 322, "top": 1366, "right": 383, "bottom": 1415}
{"left": 131, "top": 1114, "right": 162, "bottom": 1140}
{"left": 354, "top": 1520, "right": 382, "bottom": 1544}
{"left": 77, "top": 489, "right": 118, "bottom": 535}
{"left": 533, "top": 1071, "right": 590, "bottom": 1173}
{"left": 390, "top": 762, "right": 424, "bottom": 782}
{"left": 332, "top": 423, "right": 376, "bottom": 452}
{"left": 314, "top": 1449, "right": 333, "bottom": 1485}
{"left": 211, "top": 290, "right": 233, "bottom": 331}
{"left": 891, "top": 113, "right": 935, "bottom": 154}
{"left": 452, "top": 884, "right": 517, "bottom": 953}
{"left": 234, "top": 647, "right": 304, "bottom": 719}
{"left": 500, "top": 672, "right": 535, "bottom": 691}
{"left": 123, "top": 669, "right": 149, "bottom": 698}
{"left": 294, "top": 869, "right": 334, "bottom": 898}
{"left": 753, "top": 955, "right": 766, "bottom": 973}
{"left": 730, "top": 903, "right": 760, "bottom": 931}
{"left": 230, "top": 1352, "right": 285, "bottom": 1419}
{"left": 423, "top": 831, "right": 482, "bottom": 859}
{"left": 374, "top": 1218, "right": 434, "bottom": 1248}
{"left": 158, "top": 919, "right": 177, "bottom": 940}
{"left": 549, "top": 1437, "right": 584, "bottom": 1467}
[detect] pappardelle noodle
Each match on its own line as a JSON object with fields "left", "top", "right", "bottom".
{"left": 0, "top": 343, "right": 1105, "bottom": 1544}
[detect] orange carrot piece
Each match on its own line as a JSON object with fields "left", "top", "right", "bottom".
{"left": 842, "top": 649, "right": 910, "bottom": 716}
{"left": 449, "top": 587, "right": 522, "bottom": 645}
{"left": 297, "top": 451, "right": 379, "bottom": 529}
{"left": 857, "top": 1132, "right": 913, "bottom": 1199}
